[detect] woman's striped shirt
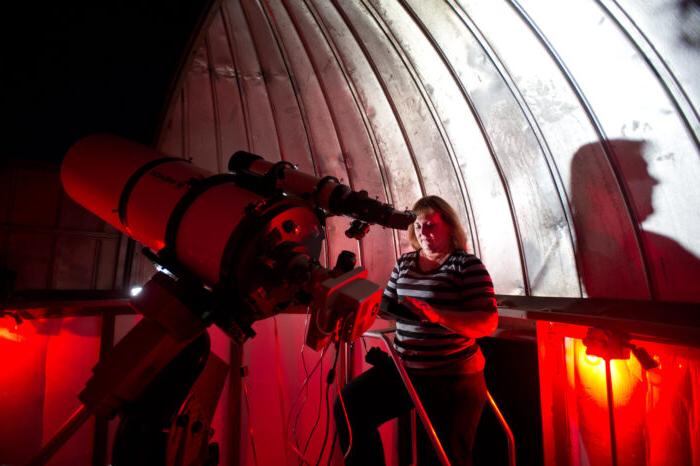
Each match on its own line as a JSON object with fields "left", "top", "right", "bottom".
{"left": 380, "top": 250, "right": 496, "bottom": 372}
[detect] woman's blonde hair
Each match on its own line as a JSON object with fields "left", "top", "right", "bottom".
{"left": 407, "top": 195, "right": 467, "bottom": 251}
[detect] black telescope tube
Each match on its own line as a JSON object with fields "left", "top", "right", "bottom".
{"left": 228, "top": 151, "right": 416, "bottom": 230}
{"left": 327, "top": 185, "right": 415, "bottom": 230}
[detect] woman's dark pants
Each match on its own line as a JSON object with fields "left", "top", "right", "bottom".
{"left": 333, "top": 357, "right": 486, "bottom": 466}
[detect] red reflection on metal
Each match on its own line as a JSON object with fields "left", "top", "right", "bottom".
{"left": 0, "top": 316, "right": 101, "bottom": 465}
{"left": 0, "top": 319, "right": 46, "bottom": 464}
{"left": 537, "top": 321, "right": 700, "bottom": 466}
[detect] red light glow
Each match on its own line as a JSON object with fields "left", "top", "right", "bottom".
{"left": 0, "top": 316, "right": 101, "bottom": 465}
{"left": 537, "top": 321, "right": 700, "bottom": 466}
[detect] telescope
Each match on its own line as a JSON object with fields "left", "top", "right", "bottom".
{"left": 61, "top": 134, "right": 415, "bottom": 347}
{"left": 29, "top": 134, "right": 415, "bottom": 465}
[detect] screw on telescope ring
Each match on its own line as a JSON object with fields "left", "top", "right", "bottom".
{"left": 117, "top": 157, "right": 183, "bottom": 230}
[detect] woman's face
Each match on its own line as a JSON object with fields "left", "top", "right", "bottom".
{"left": 413, "top": 210, "right": 452, "bottom": 254}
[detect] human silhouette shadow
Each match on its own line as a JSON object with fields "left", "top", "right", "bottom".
{"left": 570, "top": 139, "right": 700, "bottom": 302}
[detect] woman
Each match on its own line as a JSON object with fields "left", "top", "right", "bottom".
{"left": 334, "top": 195, "right": 498, "bottom": 466}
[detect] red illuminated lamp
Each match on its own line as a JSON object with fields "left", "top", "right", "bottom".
{"left": 582, "top": 328, "right": 658, "bottom": 466}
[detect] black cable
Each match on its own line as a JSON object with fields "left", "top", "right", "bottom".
{"left": 301, "top": 348, "right": 327, "bottom": 460}
{"left": 335, "top": 362, "right": 353, "bottom": 460}
{"left": 301, "top": 309, "right": 313, "bottom": 380}
{"left": 242, "top": 379, "right": 259, "bottom": 466}
{"left": 313, "top": 374, "right": 334, "bottom": 466}
{"left": 289, "top": 345, "right": 327, "bottom": 465}
{"left": 327, "top": 341, "right": 342, "bottom": 384}
{"left": 314, "top": 343, "right": 341, "bottom": 466}
{"left": 288, "top": 308, "right": 315, "bottom": 460}
{"left": 326, "top": 430, "right": 339, "bottom": 466}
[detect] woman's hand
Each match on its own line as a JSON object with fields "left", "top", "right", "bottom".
{"left": 401, "top": 296, "right": 441, "bottom": 324}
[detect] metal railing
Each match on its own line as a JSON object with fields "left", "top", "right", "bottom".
{"left": 363, "top": 329, "right": 516, "bottom": 466}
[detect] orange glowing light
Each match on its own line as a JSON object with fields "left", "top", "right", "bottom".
{"left": 568, "top": 338, "right": 640, "bottom": 407}
{"left": 0, "top": 327, "right": 24, "bottom": 343}
{"left": 0, "top": 314, "right": 24, "bottom": 343}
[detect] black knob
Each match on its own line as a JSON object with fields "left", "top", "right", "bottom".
{"left": 282, "top": 220, "right": 299, "bottom": 234}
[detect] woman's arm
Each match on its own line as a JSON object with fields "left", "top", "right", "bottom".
{"left": 401, "top": 296, "right": 498, "bottom": 339}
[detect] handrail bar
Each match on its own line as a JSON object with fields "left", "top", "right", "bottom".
{"left": 364, "top": 329, "right": 451, "bottom": 466}
{"left": 486, "top": 390, "right": 517, "bottom": 466}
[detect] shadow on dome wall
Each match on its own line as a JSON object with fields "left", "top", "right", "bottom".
{"left": 571, "top": 139, "right": 700, "bottom": 302}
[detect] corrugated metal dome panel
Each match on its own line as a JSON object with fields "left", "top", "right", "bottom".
{"left": 158, "top": 0, "right": 700, "bottom": 303}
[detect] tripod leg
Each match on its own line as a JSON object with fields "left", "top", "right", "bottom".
{"left": 26, "top": 404, "right": 92, "bottom": 466}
